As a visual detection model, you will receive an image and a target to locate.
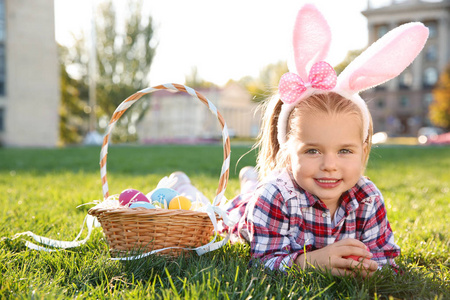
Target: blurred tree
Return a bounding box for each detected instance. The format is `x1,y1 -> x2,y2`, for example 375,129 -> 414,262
59,0 -> 156,144
334,49 -> 364,75
430,64 -> 450,130
239,61 -> 288,103
185,66 -> 217,89
59,43 -> 90,144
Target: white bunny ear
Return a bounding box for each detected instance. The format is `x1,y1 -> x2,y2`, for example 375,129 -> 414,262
336,22 -> 429,94
290,4 -> 332,79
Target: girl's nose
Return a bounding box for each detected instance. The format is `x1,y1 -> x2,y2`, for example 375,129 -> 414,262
320,154 -> 337,172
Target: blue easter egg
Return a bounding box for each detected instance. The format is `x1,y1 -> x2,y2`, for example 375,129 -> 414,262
129,201 -> 156,209
150,188 -> 179,207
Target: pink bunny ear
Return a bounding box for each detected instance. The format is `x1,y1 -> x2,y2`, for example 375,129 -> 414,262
337,22 -> 429,94
291,4 -> 332,79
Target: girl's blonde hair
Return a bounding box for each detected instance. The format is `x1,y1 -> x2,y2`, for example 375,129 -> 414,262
255,92 -> 373,178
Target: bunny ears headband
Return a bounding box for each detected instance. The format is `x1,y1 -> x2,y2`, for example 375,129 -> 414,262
277,4 -> 429,145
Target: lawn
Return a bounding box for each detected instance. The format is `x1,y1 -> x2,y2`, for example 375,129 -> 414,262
0,144 -> 449,299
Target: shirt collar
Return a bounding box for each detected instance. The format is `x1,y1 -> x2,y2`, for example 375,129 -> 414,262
341,177 -> 371,213
287,171 -> 321,208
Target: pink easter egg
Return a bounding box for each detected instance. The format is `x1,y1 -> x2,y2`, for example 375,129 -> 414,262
119,188 -> 149,206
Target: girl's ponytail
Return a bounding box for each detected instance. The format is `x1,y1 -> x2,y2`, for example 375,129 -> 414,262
255,96 -> 284,179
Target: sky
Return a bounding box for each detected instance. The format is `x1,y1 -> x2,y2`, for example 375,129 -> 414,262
54,0 -> 369,87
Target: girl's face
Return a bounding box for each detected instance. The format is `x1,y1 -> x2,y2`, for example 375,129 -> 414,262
288,112 -> 367,206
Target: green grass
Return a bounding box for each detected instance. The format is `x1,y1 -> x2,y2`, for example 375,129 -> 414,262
0,144 -> 449,299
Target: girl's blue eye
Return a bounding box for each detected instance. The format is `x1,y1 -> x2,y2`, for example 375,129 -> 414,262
339,149 -> 352,154
306,149 -> 320,154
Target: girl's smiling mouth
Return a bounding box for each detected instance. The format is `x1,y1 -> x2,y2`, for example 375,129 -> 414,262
314,178 -> 342,188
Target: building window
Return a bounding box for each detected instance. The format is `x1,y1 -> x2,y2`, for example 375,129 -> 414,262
423,67 -> 439,88
424,21 -> 437,39
425,44 -> 438,61
423,93 -> 434,107
0,0 -> 5,96
377,98 -> 385,108
399,70 -> 413,89
376,24 -> 389,39
400,96 -> 410,108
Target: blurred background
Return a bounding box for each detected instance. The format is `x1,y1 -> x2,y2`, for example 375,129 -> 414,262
0,0 -> 449,147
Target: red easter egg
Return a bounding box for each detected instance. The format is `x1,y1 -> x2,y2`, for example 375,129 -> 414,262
344,246 -> 370,261
344,255 -> 361,261
119,189 -> 149,206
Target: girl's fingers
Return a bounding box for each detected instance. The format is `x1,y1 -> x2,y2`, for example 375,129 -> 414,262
359,258 -> 378,271
331,268 -> 355,277
335,238 -> 367,249
332,262 -> 377,278
340,245 -> 373,259
347,258 -> 378,275
334,257 -> 361,270
339,257 -> 372,271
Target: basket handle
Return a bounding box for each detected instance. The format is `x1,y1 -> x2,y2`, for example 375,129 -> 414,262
99,83 -> 230,206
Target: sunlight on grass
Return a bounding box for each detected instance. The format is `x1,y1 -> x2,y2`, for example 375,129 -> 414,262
0,144 -> 449,299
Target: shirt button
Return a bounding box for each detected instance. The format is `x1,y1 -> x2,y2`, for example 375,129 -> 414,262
322,212 -> 328,217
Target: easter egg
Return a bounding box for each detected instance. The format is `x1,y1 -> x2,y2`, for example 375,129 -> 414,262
343,255 -> 361,261
168,196 -> 192,210
129,201 -> 156,209
119,189 -> 149,206
344,246 -> 370,261
150,188 -> 179,207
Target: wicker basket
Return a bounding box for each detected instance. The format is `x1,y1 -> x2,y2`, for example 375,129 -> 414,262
88,84 -> 231,257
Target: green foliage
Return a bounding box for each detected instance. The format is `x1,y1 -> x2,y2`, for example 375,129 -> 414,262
59,0 -> 156,145
184,67 -> 217,89
58,41 -> 91,145
333,49 -> 365,76
430,64 -> 450,130
239,61 -> 288,102
0,145 -> 449,299
59,46 -> 88,144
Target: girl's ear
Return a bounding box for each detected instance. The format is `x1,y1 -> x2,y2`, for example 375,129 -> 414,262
290,4 -> 332,80
336,22 -> 429,95
285,153 -> 292,173
361,141 -> 369,174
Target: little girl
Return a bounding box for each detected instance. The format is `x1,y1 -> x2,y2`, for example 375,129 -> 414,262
226,93 -> 387,277
221,4 -> 429,277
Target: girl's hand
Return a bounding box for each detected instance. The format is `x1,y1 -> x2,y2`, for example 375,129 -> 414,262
294,238 -> 378,278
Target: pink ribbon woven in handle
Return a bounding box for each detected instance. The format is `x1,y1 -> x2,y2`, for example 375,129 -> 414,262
99,83 -> 230,206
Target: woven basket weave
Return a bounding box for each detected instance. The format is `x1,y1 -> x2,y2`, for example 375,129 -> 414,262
88,84 -> 231,257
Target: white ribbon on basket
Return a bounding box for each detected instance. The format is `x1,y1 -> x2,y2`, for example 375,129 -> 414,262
12,214 -> 99,252
11,198 -> 236,258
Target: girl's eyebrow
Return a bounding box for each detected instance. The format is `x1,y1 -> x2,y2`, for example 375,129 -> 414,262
300,142 -> 360,148
340,143 -> 359,148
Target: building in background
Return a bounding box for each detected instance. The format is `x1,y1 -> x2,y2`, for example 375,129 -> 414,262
362,0 -> 450,136
0,0 -> 59,147
137,83 -> 260,144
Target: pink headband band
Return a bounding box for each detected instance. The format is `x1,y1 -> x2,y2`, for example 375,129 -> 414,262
277,4 -> 429,145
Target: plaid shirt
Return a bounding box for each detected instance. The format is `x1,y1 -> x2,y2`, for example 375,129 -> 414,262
225,169 -> 400,271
